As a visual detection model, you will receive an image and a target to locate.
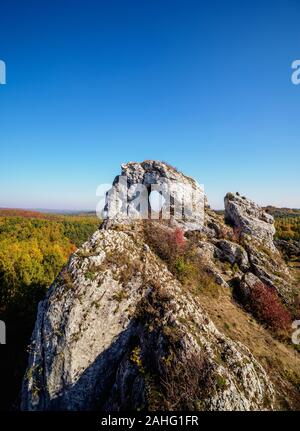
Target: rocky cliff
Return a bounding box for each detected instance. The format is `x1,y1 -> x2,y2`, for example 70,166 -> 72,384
21,161 -> 300,411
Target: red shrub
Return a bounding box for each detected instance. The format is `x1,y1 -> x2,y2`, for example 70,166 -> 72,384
173,228 -> 185,249
144,223 -> 185,263
249,282 -> 292,332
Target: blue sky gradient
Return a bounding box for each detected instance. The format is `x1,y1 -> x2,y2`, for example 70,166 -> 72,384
0,0 -> 299,209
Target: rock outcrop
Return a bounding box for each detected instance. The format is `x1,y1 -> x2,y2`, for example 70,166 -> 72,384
21,161 -> 299,411
275,239 -> 300,260
220,193 -> 293,302
236,272 -> 263,304
21,227 -> 274,411
103,160 -> 205,232
224,192 -> 276,251
214,239 -> 250,272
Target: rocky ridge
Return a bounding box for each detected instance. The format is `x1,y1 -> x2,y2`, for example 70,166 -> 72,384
21,161 -> 300,411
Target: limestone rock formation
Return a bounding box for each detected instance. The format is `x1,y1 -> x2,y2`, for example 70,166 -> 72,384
275,239 -> 300,260
21,227 -> 274,411
21,161 -> 300,411
214,239 -> 250,272
103,160 -> 205,232
236,272 -> 263,304
224,192 -> 276,251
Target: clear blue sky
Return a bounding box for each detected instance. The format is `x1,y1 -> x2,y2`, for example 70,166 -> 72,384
0,0 -> 299,210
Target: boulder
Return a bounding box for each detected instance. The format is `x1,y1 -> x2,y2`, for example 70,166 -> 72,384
214,239 -> 249,272
224,193 -> 276,251
275,239 -> 300,259
237,272 -> 262,304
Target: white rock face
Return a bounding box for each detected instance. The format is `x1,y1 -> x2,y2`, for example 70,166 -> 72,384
103,161 -> 205,232
21,228 -> 275,411
224,193 -> 276,251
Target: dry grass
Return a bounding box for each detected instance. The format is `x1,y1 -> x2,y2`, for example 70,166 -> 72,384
161,351 -> 214,410
289,261 -> 300,284
196,285 -> 300,410
132,282 -> 215,411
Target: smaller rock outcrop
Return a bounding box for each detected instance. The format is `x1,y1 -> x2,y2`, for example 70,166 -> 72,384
214,239 -> 249,272
275,239 -> 300,260
236,272 -> 262,304
224,193 -> 276,251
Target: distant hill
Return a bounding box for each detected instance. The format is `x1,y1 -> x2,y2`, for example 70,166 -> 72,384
265,206 -> 300,219
0,208 -> 50,219
261,207 -> 300,242
0,208 -> 97,220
